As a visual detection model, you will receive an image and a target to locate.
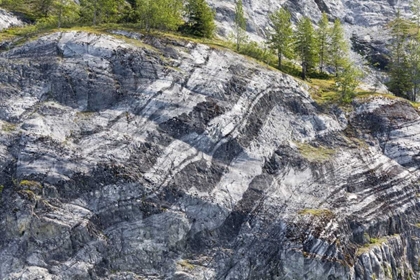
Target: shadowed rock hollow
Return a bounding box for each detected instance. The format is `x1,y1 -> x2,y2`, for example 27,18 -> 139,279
0,31 -> 419,279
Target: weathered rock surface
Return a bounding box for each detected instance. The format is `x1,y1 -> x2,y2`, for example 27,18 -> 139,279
0,8 -> 23,31
0,31 -> 419,280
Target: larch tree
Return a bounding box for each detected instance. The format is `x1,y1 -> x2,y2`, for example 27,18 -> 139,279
387,10 -> 412,99
234,0 -> 247,51
268,7 -> 294,69
295,16 -> 318,80
317,12 -> 330,73
329,19 -> 349,76
406,36 -> 420,101
412,0 -> 420,35
335,62 -> 362,102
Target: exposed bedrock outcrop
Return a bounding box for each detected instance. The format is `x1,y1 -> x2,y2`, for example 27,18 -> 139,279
0,8 -> 24,31
0,31 -> 419,279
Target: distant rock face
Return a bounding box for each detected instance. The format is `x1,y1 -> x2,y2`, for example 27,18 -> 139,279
209,0 -> 408,92
0,8 -> 23,31
0,31 -> 419,280
209,0 -> 412,38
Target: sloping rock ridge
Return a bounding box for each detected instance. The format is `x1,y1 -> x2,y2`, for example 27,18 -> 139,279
0,31 -> 419,280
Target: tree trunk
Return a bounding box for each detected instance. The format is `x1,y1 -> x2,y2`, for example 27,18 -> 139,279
302,61 -> 307,80
93,0 -> 98,26
58,0 -> 63,28
278,51 -> 282,69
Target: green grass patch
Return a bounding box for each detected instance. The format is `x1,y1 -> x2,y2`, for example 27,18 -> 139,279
307,78 -> 341,105
296,142 -> 336,163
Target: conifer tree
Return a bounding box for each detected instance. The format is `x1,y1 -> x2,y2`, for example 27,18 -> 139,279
268,7 -> 294,69
317,12 -> 329,73
329,19 -> 349,76
234,0 -> 247,51
412,0 -> 420,35
79,0 -> 126,25
34,0 -> 79,28
0,0 -> 24,10
183,0 -> 215,38
295,17 -> 318,80
135,0 -> 183,32
387,10 -> 412,99
335,62 -> 362,102
406,36 -> 420,101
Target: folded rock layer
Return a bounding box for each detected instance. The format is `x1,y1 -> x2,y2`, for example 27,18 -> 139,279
0,31 -> 419,280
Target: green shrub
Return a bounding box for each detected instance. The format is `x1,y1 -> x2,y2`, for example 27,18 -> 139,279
239,41 -> 274,64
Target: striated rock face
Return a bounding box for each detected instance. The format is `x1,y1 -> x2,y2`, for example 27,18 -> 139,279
0,31 -> 419,280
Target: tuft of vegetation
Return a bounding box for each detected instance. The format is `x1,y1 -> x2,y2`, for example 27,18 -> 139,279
298,208 -> 334,218
296,142 -> 336,163
309,78 -> 340,104
357,234 -> 388,256
19,180 -> 42,189
178,259 -> 194,270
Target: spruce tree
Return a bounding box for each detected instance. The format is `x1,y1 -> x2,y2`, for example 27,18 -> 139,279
317,12 -> 329,73
183,0 -> 215,38
295,17 -> 318,80
329,19 -> 349,76
234,0 -> 246,51
268,7 -> 294,69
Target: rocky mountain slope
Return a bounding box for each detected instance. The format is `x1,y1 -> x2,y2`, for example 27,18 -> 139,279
211,0 -> 411,38
0,30 -> 419,279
